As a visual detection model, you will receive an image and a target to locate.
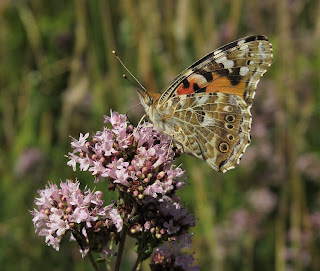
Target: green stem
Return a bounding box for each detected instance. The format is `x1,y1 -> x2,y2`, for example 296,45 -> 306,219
88,250 -> 100,271
72,225 -> 100,271
115,223 -> 129,271
132,229 -> 146,271
131,253 -> 142,271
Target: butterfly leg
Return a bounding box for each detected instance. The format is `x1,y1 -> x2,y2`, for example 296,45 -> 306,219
166,135 -> 174,160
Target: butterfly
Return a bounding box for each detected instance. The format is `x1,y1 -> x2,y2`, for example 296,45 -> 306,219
135,35 -> 273,172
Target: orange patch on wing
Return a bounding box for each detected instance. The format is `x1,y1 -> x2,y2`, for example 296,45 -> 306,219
176,72 -> 246,97
176,74 -> 208,95
177,83 -> 194,95
205,73 -> 246,98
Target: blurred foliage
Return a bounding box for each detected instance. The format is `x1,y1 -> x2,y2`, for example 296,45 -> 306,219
1,0 -> 320,270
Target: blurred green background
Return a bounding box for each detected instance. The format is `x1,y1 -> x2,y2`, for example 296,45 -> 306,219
1,0 -> 320,270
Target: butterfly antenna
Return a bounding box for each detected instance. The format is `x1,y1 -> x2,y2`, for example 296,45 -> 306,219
112,51 -> 148,93
122,74 -> 143,90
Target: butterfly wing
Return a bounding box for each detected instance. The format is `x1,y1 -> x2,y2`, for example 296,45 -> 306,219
158,35 -> 273,106
153,35 -> 273,172
155,92 -> 251,172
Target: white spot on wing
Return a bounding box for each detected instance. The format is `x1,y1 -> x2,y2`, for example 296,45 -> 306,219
240,66 -> 250,76
237,39 -> 245,46
197,95 -> 209,104
216,56 -> 234,69
201,114 -> 216,127
240,44 -> 249,53
223,105 -> 233,112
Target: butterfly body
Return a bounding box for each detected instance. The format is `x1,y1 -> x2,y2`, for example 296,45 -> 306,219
136,35 -> 273,172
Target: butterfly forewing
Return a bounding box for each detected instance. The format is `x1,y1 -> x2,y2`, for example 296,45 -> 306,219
159,35 -> 273,106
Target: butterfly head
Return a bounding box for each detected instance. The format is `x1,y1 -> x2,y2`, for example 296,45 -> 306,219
136,88 -> 161,117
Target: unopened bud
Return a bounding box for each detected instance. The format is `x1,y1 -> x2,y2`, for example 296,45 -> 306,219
44,209 -> 50,215
146,161 -> 152,169
142,167 -> 148,175
160,228 -> 166,235
157,171 -> 165,179
66,206 -> 73,214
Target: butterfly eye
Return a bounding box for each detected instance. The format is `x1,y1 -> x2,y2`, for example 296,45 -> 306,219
219,142 -> 229,153
225,115 -> 235,122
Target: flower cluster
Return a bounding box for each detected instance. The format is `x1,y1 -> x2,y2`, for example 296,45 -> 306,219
67,111 -> 185,202
128,195 -> 195,260
150,233 -> 199,271
30,179 -> 122,253
32,111 -> 197,270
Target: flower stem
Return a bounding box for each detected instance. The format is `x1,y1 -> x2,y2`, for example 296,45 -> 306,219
88,250 -> 100,271
131,229 -> 146,271
131,253 -> 142,271
115,223 -> 128,271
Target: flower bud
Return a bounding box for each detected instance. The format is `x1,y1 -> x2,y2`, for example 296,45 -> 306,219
66,206 -> 72,214
157,171 -> 165,179
160,228 -> 166,235
142,167 -> 148,175
146,160 -> 152,169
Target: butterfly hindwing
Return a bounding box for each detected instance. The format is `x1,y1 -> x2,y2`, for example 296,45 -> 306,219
156,92 -> 251,172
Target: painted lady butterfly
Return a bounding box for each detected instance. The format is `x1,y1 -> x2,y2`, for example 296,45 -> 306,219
135,35 -> 273,172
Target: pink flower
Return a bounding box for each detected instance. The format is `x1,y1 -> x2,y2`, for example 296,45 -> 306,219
33,111 -> 196,266
67,111 -> 185,202
70,132 -> 89,151
30,179 -> 122,252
